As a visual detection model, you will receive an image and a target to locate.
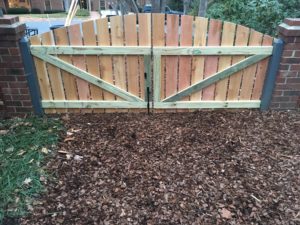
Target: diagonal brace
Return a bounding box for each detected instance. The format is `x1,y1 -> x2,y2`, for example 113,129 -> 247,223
162,54 -> 269,102
31,51 -> 144,102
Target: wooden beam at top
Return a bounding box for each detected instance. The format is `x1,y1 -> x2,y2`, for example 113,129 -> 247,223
153,46 -> 273,55
31,46 -> 152,55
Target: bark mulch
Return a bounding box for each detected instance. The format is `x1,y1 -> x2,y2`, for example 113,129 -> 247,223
21,110 -> 300,225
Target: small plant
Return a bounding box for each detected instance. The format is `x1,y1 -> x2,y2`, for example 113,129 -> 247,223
44,10 -> 66,14
76,8 -> 90,17
6,7 -> 29,14
0,117 -> 63,223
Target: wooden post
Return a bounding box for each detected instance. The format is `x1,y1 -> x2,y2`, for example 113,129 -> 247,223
260,38 -> 284,110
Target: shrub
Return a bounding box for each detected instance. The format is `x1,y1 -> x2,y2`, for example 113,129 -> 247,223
44,10 -> 65,14
76,8 -> 90,17
30,8 -> 41,14
190,0 -> 300,36
6,7 -> 29,14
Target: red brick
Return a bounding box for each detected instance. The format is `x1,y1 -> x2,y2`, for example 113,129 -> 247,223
295,37 -> 300,43
19,88 -> 29,94
9,48 -> 20,56
9,82 -> 28,88
12,95 -> 31,101
279,102 -> 298,109
276,83 -> 300,90
16,76 -> 27,82
286,78 -> 300,83
5,100 -> 22,106
295,51 -> 300,57
5,68 -> 25,76
290,65 -> 300,71
0,68 -> 6,75
0,82 -> 9,88
278,71 -> 298,78
0,76 -> 16,82
0,48 -> 9,55
16,107 -> 33,112
283,90 -> 300,96
284,18 -> 300,26
271,96 -> 290,102
3,95 -> 12,101
6,106 -> 16,113
284,43 -> 300,50
282,50 -> 294,57
22,101 -> 33,107
1,55 -> 22,62
2,88 -> 19,94
276,77 -> 286,84
273,90 -> 283,96
279,64 -> 290,71
281,57 -> 300,64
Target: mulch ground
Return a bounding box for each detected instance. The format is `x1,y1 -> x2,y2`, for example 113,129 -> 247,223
20,110 -> 300,225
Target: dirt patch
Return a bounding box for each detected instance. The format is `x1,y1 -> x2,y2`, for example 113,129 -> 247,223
21,110 -> 300,225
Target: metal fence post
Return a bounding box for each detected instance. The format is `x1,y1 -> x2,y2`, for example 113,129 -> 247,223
260,38 -> 284,111
19,37 -> 44,116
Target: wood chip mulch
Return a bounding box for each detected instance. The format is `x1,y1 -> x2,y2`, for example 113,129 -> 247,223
21,111 -> 300,225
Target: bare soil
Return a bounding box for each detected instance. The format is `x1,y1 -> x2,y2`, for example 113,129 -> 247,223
21,110 -> 300,225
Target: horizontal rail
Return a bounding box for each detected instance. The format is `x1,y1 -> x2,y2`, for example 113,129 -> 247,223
42,100 -> 147,108
153,46 -> 273,55
155,101 -> 261,109
31,46 -> 152,55
42,100 -> 261,109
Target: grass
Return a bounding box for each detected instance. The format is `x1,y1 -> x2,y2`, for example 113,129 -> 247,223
0,117 -> 63,223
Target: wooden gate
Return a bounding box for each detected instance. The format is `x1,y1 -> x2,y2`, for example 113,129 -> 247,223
30,13 -> 274,113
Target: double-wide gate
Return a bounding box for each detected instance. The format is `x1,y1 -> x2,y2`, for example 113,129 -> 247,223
29,13 -> 277,113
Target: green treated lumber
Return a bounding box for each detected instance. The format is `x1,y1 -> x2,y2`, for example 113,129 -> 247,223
153,54 -> 161,102
31,46 -> 151,55
163,54 -> 269,102
155,101 -> 261,109
153,46 -> 273,55
42,100 -> 147,108
32,52 -> 144,102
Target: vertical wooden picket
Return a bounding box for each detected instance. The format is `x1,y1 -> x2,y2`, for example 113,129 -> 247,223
96,18 -> 115,107
53,27 -> 79,113
68,24 -> 91,113
227,25 -> 250,100
202,19 -> 222,100
191,17 -> 208,101
214,22 -> 236,101
178,15 -> 193,103
165,14 -> 179,99
239,30 -> 263,100
82,20 -> 104,113
30,35 -> 54,114
252,35 -> 273,100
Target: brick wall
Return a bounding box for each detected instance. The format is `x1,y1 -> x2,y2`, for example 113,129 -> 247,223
270,18 -> 300,110
0,16 -> 33,116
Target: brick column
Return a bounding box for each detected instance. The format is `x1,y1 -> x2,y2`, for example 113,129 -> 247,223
0,16 -> 34,116
271,18 -> 300,110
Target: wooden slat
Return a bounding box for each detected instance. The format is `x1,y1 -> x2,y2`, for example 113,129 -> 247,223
96,18 -> 115,105
202,19 -> 222,100
252,35 -> 273,100
53,27 -> 79,113
227,25 -> 250,100
110,16 -> 126,92
215,22 -> 236,100
138,13 -> 151,101
152,13 -> 165,110
30,35 -> 55,114
41,32 -> 65,113
163,54 -> 269,102
82,20 -> 104,113
68,23 -> 91,113
239,30 -> 263,100
178,15 -> 193,102
191,17 -> 208,101
124,14 -> 139,98
165,14 -> 179,99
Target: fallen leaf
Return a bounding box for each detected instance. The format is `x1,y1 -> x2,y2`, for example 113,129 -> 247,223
5,146 -> 14,152
0,130 -> 8,135
23,178 -> 32,185
74,155 -> 83,161
64,137 -> 75,142
221,208 -> 232,219
41,147 -> 48,154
